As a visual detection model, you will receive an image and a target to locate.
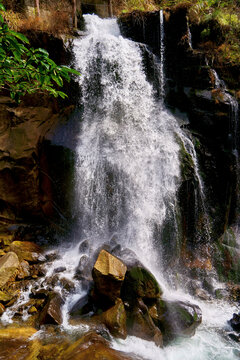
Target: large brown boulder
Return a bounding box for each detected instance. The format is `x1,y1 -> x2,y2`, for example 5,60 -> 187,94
122,266 -> 162,302
150,299 -> 202,343
0,252 -> 20,288
9,241 -> 42,262
60,331 -> 140,360
92,250 -> 127,302
126,298 -> 163,347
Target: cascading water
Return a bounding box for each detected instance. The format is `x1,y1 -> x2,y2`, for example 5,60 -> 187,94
73,14 -> 182,277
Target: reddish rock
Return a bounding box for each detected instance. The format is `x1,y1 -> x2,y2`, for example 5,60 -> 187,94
39,292 -> 64,326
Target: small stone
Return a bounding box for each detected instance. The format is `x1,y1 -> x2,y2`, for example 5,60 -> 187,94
195,288 -> 211,301
53,266 -> 66,274
30,289 -> 49,299
45,252 -> 60,262
59,277 -> 75,292
28,306 -> 38,314
17,260 -> 30,280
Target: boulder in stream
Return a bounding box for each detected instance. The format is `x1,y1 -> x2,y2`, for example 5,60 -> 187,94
126,298 -> 163,347
39,292 -> 64,326
122,266 -> 163,301
92,250 -> 127,302
152,299 -> 202,342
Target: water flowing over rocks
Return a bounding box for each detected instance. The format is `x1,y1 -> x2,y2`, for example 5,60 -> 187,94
69,249 -> 202,347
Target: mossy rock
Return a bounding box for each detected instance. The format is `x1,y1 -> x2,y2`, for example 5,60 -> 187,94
153,299 -> 202,343
122,266 -> 162,301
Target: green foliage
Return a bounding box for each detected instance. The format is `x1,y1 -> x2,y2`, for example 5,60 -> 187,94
0,1 -> 80,102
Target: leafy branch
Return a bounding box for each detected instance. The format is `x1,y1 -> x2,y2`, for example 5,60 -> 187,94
0,1 -> 80,102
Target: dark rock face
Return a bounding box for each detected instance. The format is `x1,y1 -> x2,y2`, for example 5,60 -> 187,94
229,313 -> 240,332
0,96 -> 77,226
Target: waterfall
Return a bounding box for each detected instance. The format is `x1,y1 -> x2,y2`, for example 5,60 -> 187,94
187,21 -> 193,49
73,14 -> 182,275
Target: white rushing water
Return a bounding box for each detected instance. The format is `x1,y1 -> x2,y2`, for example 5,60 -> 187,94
73,14 -> 181,277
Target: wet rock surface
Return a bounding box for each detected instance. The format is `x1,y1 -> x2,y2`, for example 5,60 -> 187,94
69,250 -> 202,348
38,292 -> 64,326
92,249 -> 127,302
0,252 -> 20,288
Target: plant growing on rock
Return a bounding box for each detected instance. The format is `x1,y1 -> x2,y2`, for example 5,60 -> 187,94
0,1 -> 80,102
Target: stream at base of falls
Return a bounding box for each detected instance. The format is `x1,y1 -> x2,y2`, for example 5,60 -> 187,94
1,14 -> 240,360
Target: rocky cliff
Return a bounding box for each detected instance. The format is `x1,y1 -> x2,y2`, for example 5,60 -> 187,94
119,7 -> 240,280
